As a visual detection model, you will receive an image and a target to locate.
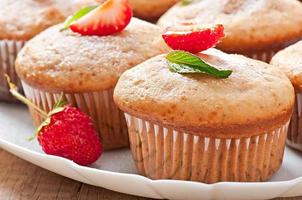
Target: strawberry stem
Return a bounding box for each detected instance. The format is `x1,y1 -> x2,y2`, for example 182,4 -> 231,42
5,75 -> 48,118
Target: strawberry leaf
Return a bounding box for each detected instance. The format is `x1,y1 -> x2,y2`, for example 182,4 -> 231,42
166,50 -> 232,78
61,6 -> 98,31
48,107 -> 65,116
28,95 -> 67,141
53,100 -> 66,109
28,117 -> 51,141
53,93 -> 67,109
28,107 -> 65,141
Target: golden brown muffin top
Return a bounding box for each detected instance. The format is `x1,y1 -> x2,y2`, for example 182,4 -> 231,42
129,0 -> 179,21
16,18 -> 168,92
158,0 -> 302,53
114,49 -> 294,137
0,0 -> 98,41
95,0 -> 179,21
271,41 -> 302,91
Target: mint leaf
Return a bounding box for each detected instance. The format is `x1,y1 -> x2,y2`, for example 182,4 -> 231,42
166,50 -> 232,78
61,6 -> 97,31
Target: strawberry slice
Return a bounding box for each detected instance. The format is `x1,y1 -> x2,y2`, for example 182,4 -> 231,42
162,23 -> 224,53
70,0 -> 132,36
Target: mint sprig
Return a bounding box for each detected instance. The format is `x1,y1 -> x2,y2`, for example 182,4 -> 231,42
61,6 -> 97,31
166,51 -> 232,78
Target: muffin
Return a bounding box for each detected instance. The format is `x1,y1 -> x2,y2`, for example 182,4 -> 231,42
0,0 -> 98,102
158,0 -> 302,63
15,18 -> 168,150
129,0 -> 179,21
114,48 -> 294,183
271,41 -> 302,151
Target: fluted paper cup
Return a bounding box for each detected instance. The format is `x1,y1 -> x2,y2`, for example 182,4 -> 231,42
245,49 -> 278,63
125,113 -> 289,183
22,81 -> 129,150
243,40 -> 301,63
0,40 -> 25,102
287,92 -> 302,151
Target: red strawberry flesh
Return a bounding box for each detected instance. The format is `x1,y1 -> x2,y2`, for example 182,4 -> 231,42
70,0 -> 132,36
38,106 -> 102,166
162,23 -> 224,53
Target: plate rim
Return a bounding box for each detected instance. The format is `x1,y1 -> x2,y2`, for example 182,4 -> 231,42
0,136 -> 302,199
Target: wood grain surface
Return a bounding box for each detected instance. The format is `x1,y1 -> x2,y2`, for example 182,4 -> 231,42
0,148 -> 300,200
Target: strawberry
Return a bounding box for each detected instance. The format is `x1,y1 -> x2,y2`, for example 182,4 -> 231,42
68,0 -> 132,36
37,105 -> 103,166
162,23 -> 225,53
6,75 -> 103,166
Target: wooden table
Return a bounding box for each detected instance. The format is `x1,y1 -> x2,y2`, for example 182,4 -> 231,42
0,148 -> 300,200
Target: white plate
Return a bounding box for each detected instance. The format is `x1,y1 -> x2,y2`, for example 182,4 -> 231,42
1,102 -> 302,200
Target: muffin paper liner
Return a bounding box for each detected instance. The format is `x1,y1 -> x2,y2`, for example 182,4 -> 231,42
244,38 -> 302,63
22,81 -> 129,150
125,113 -> 289,183
287,92 -> 302,151
0,40 -> 25,102
245,49 -> 278,63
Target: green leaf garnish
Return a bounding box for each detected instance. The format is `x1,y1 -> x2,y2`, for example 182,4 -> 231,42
61,5 -> 98,31
166,51 -> 233,78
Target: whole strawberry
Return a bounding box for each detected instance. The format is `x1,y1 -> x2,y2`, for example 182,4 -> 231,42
37,105 -> 103,166
6,75 -> 103,166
